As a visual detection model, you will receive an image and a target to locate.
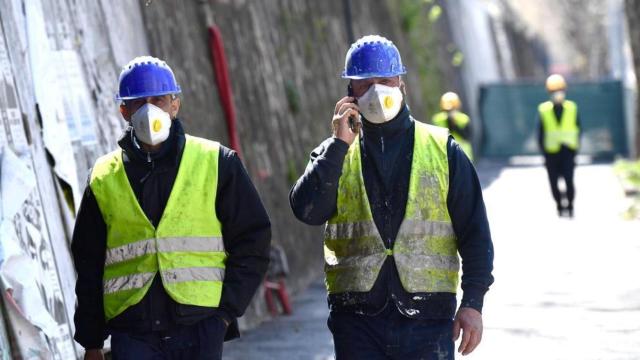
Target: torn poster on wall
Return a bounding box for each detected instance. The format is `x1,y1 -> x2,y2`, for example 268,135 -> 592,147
0,3 -> 78,357
0,30 -> 28,156
55,50 -> 98,145
0,148 -> 76,359
25,0 -> 81,211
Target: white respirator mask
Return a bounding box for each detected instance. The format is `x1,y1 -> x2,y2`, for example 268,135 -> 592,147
131,103 -> 172,146
551,91 -> 566,104
357,84 -> 403,124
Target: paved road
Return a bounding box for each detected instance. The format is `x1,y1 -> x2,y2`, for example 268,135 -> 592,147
224,161 -> 640,359
222,281 -> 333,360
477,161 -> 640,360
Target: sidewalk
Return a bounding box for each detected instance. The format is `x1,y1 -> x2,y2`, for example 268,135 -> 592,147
222,281 -> 333,360
476,161 -> 640,359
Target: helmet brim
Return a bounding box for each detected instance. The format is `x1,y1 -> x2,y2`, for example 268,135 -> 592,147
115,89 -> 182,101
341,70 -> 407,80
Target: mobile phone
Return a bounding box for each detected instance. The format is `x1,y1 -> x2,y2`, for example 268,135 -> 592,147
347,84 -> 358,131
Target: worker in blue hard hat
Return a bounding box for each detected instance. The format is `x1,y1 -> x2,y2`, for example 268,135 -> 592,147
71,56 -> 271,360
290,35 -> 494,359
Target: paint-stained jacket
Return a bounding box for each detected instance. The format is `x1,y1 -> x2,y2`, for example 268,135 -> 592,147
290,106 -> 494,319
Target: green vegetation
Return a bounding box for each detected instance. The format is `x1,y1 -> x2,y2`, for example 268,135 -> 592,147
392,0 -> 449,119
287,158 -> 301,186
613,159 -> 640,220
451,50 -> 464,67
428,5 -> 442,23
284,80 -> 301,115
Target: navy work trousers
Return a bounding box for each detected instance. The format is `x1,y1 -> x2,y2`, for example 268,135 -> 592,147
110,315 -> 226,360
328,305 -> 454,360
544,148 -> 576,209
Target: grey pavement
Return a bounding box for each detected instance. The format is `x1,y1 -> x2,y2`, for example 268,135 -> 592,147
223,160 -> 640,360
222,281 -> 333,360
476,160 -> 640,360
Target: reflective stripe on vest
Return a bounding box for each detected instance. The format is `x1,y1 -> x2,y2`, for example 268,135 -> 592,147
90,135 -> 225,321
104,237 -> 225,266
538,100 -> 579,153
103,267 -> 225,294
432,111 -> 473,160
324,120 -> 459,294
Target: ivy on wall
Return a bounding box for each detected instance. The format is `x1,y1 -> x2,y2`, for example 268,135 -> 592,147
391,0 -> 453,119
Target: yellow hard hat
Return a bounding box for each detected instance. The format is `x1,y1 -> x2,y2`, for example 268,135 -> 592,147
545,74 -> 566,92
440,92 -> 461,111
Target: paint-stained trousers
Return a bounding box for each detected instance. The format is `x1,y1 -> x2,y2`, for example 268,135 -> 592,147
328,304 -> 454,360
109,315 -> 226,360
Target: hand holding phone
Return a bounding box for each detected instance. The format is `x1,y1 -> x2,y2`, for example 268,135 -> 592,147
332,96 -> 360,146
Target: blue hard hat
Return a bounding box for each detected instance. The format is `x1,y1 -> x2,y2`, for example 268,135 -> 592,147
116,56 -> 181,100
342,35 -> 407,79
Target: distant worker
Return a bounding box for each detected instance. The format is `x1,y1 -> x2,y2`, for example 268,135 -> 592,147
290,35 -> 494,359
538,74 -> 580,217
71,56 -> 271,360
432,92 -> 474,160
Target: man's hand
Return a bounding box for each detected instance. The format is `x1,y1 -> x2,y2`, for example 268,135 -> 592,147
453,307 -> 483,356
332,97 -> 361,145
84,349 -> 104,360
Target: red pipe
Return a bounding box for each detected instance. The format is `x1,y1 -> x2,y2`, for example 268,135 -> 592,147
208,25 -> 242,158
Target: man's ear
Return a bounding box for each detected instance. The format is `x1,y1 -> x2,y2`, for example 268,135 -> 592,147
170,97 -> 181,119
120,103 -> 132,122
399,79 -> 407,97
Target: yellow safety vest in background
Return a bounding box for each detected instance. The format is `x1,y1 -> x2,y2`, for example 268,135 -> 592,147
432,111 -> 474,160
538,100 -> 579,154
90,135 -> 226,321
324,121 -> 459,295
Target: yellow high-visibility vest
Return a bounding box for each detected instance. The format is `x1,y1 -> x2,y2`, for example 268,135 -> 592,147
432,111 -> 473,160
324,121 -> 459,294
90,135 -> 225,321
538,100 -> 579,153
